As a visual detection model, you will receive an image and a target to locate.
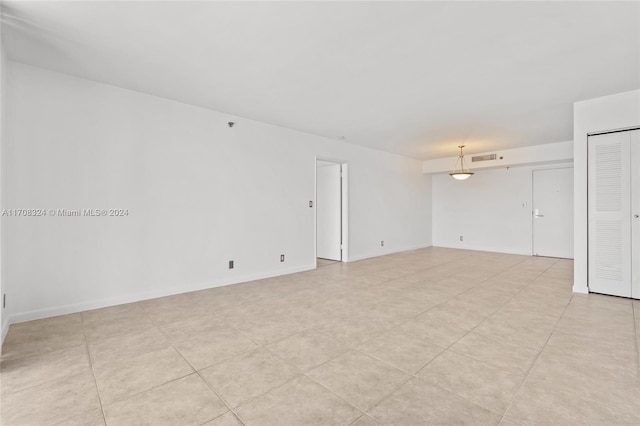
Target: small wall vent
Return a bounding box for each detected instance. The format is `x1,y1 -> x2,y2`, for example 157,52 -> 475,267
471,154 -> 497,162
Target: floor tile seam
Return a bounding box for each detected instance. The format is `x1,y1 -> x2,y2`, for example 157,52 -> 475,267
197,410 -> 243,426
82,339 -> 109,426
0,340 -> 89,369
99,370 -> 196,408
0,334 -> 87,362
207,313 -> 267,348
363,373 -> 504,422
194,370 -> 248,426
154,321 -> 260,374
0,348 -> 104,400
545,328 -> 640,354
260,336 -> 351,373
501,290 -> 576,422
84,323 -> 160,343
303,368 -> 401,416
444,344 -> 531,377
410,373 -> 516,418
348,413 -> 381,426
411,261 -> 556,378
347,346 -> 419,378
353,263 -> 509,347
90,340 -> 188,374
222,372 -> 309,418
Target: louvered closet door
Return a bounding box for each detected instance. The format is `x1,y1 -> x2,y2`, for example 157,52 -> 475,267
631,130 -> 640,299
588,131 -> 632,297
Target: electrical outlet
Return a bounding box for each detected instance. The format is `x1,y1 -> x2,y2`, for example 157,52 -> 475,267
460,236 -> 464,242
381,240 -> 384,247
522,201 -> 527,208
228,260 -> 234,269
280,254 -> 285,262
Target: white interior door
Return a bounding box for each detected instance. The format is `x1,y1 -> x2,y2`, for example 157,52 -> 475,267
588,131 -> 632,298
317,162 -> 341,261
532,167 -> 574,258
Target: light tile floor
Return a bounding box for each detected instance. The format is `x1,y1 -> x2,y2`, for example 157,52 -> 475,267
1,247 -> 639,425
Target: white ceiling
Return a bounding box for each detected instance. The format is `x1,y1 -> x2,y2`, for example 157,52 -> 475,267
2,1 -> 638,160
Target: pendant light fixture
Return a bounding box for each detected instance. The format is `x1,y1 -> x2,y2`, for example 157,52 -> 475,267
449,145 -> 474,180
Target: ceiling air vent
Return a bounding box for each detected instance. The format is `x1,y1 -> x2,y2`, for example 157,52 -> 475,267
471,154 -> 497,162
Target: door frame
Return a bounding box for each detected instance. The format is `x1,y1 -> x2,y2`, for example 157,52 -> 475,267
531,165 -> 574,258
315,157 -> 349,263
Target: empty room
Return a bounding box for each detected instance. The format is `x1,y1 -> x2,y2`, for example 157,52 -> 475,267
0,1 -> 639,425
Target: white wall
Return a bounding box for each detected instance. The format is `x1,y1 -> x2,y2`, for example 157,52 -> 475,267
4,62 -> 432,324
432,163 -> 572,256
573,90 -> 640,294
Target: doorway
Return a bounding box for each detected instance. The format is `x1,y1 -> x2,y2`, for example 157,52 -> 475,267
316,159 -> 348,264
532,167 -> 574,258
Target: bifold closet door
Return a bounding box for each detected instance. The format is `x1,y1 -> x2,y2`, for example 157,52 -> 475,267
587,131 -> 633,297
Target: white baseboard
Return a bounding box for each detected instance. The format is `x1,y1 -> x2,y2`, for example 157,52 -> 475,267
431,242 -> 532,257
1,316 -> 9,349
5,263 -> 316,327
346,243 -> 433,263
572,283 -> 589,294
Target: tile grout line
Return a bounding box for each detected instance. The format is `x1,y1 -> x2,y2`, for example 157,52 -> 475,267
406,259 -> 560,420
499,287 -> 576,425
346,258 -> 562,421
153,322 -> 248,426
80,312 -> 109,426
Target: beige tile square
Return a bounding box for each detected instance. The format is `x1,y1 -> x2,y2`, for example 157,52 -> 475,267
265,330 -> 347,371
418,351 -> 525,414
506,377 -> 640,426
202,411 -> 244,426
236,376 -> 361,426
104,374 -> 228,426
472,314 -> 556,350
0,344 -> 91,393
160,316 -> 257,369
0,372 -> 101,425
398,312 -> 469,347
88,327 -> 169,368
315,314 -> 393,347
449,332 -> 540,375
368,378 -> 501,425
186,287 -> 249,311
528,350 -> 640,415
498,418 -> 522,426
1,313 -> 85,359
53,409 -> 105,426
357,330 -> 444,374
233,314 -> 308,345
307,350 -> 411,411
425,299 -> 490,330
82,303 -> 154,341
93,346 -> 194,404
140,293 -> 210,324
199,348 -> 300,408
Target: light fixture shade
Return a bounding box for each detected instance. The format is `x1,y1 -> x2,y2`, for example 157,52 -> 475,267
449,172 -> 474,180
449,145 -> 474,180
